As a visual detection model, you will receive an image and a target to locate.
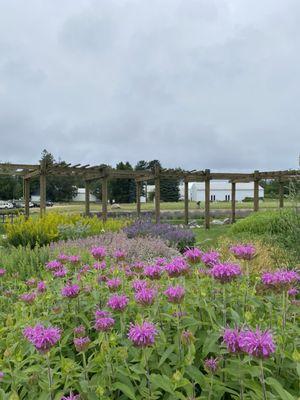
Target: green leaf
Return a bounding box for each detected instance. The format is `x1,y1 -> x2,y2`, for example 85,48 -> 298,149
265,377 -> 296,400
201,331 -> 220,358
112,382 -> 136,400
150,374 -> 175,394
158,344 -> 176,367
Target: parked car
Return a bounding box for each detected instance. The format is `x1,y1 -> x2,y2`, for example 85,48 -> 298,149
46,200 -> 54,207
0,201 -> 14,209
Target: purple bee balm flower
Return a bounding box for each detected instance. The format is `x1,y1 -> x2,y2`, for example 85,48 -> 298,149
26,278 -> 36,287
198,268 -> 212,276
106,278 -> 122,292
184,248 -> 203,263
53,267 -> 68,278
132,279 -> 148,292
79,265 -> 90,274
181,330 -> 195,345
155,257 -> 167,266
74,336 -> 90,352
93,261 -> 106,270
107,294 -> 129,311
164,286 -> 185,304
238,328 -> 276,358
204,357 -> 219,374
135,287 -> 157,306
165,257 -> 190,277
128,321 -> 157,347
91,246 -> 106,260
230,244 -> 256,260
57,253 -> 69,263
46,260 -> 62,271
131,261 -> 145,271
23,324 -> 61,353
94,315 -> 115,331
201,251 -> 220,267
211,263 -> 242,283
74,325 -> 86,337
0,268 -> 6,276
143,265 -> 163,280
95,309 -> 110,318
37,281 -> 47,293
20,292 -> 36,304
68,255 -> 81,264
61,392 -> 80,400
261,269 -> 300,289
223,328 -> 243,353
288,287 -> 299,297
114,249 -> 126,261
61,283 -> 80,298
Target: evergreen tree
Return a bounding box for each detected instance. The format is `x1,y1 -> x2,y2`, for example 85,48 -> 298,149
110,162 -> 135,203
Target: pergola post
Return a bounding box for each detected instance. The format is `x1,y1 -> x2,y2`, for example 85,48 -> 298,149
184,178 -> 189,225
253,170 -> 259,212
39,161 -> 47,217
24,178 -> 30,219
154,165 -> 160,224
231,182 -> 236,223
279,180 -> 284,208
205,169 -> 211,229
85,180 -> 90,216
102,177 -> 108,222
136,181 -> 141,218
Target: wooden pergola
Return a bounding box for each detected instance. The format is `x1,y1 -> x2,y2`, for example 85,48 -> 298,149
0,161 -> 299,229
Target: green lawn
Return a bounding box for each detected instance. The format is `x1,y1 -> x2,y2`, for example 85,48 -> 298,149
193,225 -> 231,249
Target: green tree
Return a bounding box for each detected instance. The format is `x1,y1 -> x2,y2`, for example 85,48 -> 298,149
110,162 -> 135,203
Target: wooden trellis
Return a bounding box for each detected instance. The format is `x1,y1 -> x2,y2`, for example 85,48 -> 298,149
0,161 -> 299,229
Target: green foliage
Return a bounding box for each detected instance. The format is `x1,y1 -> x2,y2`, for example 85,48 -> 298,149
0,174 -> 23,200
110,162 -> 135,203
4,213 -> 128,247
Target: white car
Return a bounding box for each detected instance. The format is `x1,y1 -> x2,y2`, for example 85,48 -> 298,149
0,201 -> 14,209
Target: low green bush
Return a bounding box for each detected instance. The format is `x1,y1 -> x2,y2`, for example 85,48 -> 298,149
4,213 -> 128,247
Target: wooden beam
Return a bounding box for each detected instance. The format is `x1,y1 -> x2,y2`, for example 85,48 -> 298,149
24,178 -> 30,219
24,168 -> 41,179
136,181 -> 141,217
154,165 -> 160,224
102,177 -> 108,222
40,160 -> 47,216
279,181 -> 284,208
205,170 -> 210,229
231,182 -> 236,223
184,179 -> 189,225
85,181 -> 90,216
253,170 -> 259,212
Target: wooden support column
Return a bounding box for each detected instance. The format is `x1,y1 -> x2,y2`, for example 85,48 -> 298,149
231,182 -> 236,223
154,165 -> 160,224
205,169 -> 210,229
39,174 -> 46,216
85,180 -> 90,216
136,181 -> 141,218
184,179 -> 189,225
24,178 -> 30,219
279,181 -> 284,208
102,177 -> 108,222
253,170 -> 259,212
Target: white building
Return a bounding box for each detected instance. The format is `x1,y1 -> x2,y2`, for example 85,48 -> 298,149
73,188 -> 97,202
190,181 -> 264,202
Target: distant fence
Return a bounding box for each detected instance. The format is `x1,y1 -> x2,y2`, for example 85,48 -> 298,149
0,211 -> 24,224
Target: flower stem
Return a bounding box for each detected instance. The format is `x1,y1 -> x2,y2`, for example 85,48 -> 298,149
82,351 -> 88,381
46,354 -> 53,400
259,358 -> 267,400
222,285 -> 227,327
208,374 -> 214,400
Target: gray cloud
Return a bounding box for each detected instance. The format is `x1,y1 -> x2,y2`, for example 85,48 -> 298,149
0,0 -> 299,171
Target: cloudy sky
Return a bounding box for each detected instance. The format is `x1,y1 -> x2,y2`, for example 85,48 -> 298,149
0,0 -> 299,171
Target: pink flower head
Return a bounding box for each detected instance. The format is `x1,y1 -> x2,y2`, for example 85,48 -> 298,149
223,328 -> 242,353
155,257 -> 167,266
230,244 -> 256,260
261,269 -> 300,289
181,330 -> 195,345
57,253 -> 69,263
165,257 -> 190,277
20,292 -> 36,304
94,311 -> 115,331
107,294 -> 129,311
131,261 -> 145,271
184,248 -> 203,263
128,321 -> 157,347
91,246 -> 106,260
132,279 -> 148,292
53,267 -> 68,278
37,281 -> 47,293
288,287 -> 299,297
95,309 -> 110,318
46,260 -> 62,271
74,336 -> 90,352
68,255 -> 81,264
135,287 -> 157,306
106,278 -> 122,292
61,393 -> 80,400
0,268 -> 6,276
143,265 -> 163,280
74,325 -> 86,337
93,261 -> 106,270
164,285 -> 185,304
239,328 -> 276,358
211,263 -> 242,283
204,357 -> 219,374
23,324 -> 61,353
26,278 -> 36,287
201,251 -> 220,267
79,264 -> 90,275
61,283 -> 80,298
114,249 -> 126,261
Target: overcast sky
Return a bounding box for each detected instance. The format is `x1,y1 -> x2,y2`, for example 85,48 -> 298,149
0,0 -> 299,171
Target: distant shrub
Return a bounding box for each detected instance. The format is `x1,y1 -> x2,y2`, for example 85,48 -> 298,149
5,213 -> 128,248
124,219 -> 195,251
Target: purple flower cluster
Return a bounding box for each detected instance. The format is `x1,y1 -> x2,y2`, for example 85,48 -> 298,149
261,269 -> 300,289
165,257 -> 189,277
114,249 -> 126,261
184,247 -> 202,263
230,244 -> 256,260
0,268 -> 6,276
46,260 -> 62,270
201,251 -> 220,267
132,279 -> 148,292
211,263 -> 242,283
20,292 -> 36,304
223,327 -> 276,358
61,283 -> 80,298
143,265 -> 163,280
94,310 -> 115,331
128,321 -> 157,347
106,278 -> 122,291
61,393 -> 80,400
135,287 -> 157,306
164,286 -> 185,304
204,357 -> 219,373
107,294 -> 129,311
23,324 -> 61,353
74,336 -> 90,352
37,281 -> 47,293
91,246 -> 106,260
